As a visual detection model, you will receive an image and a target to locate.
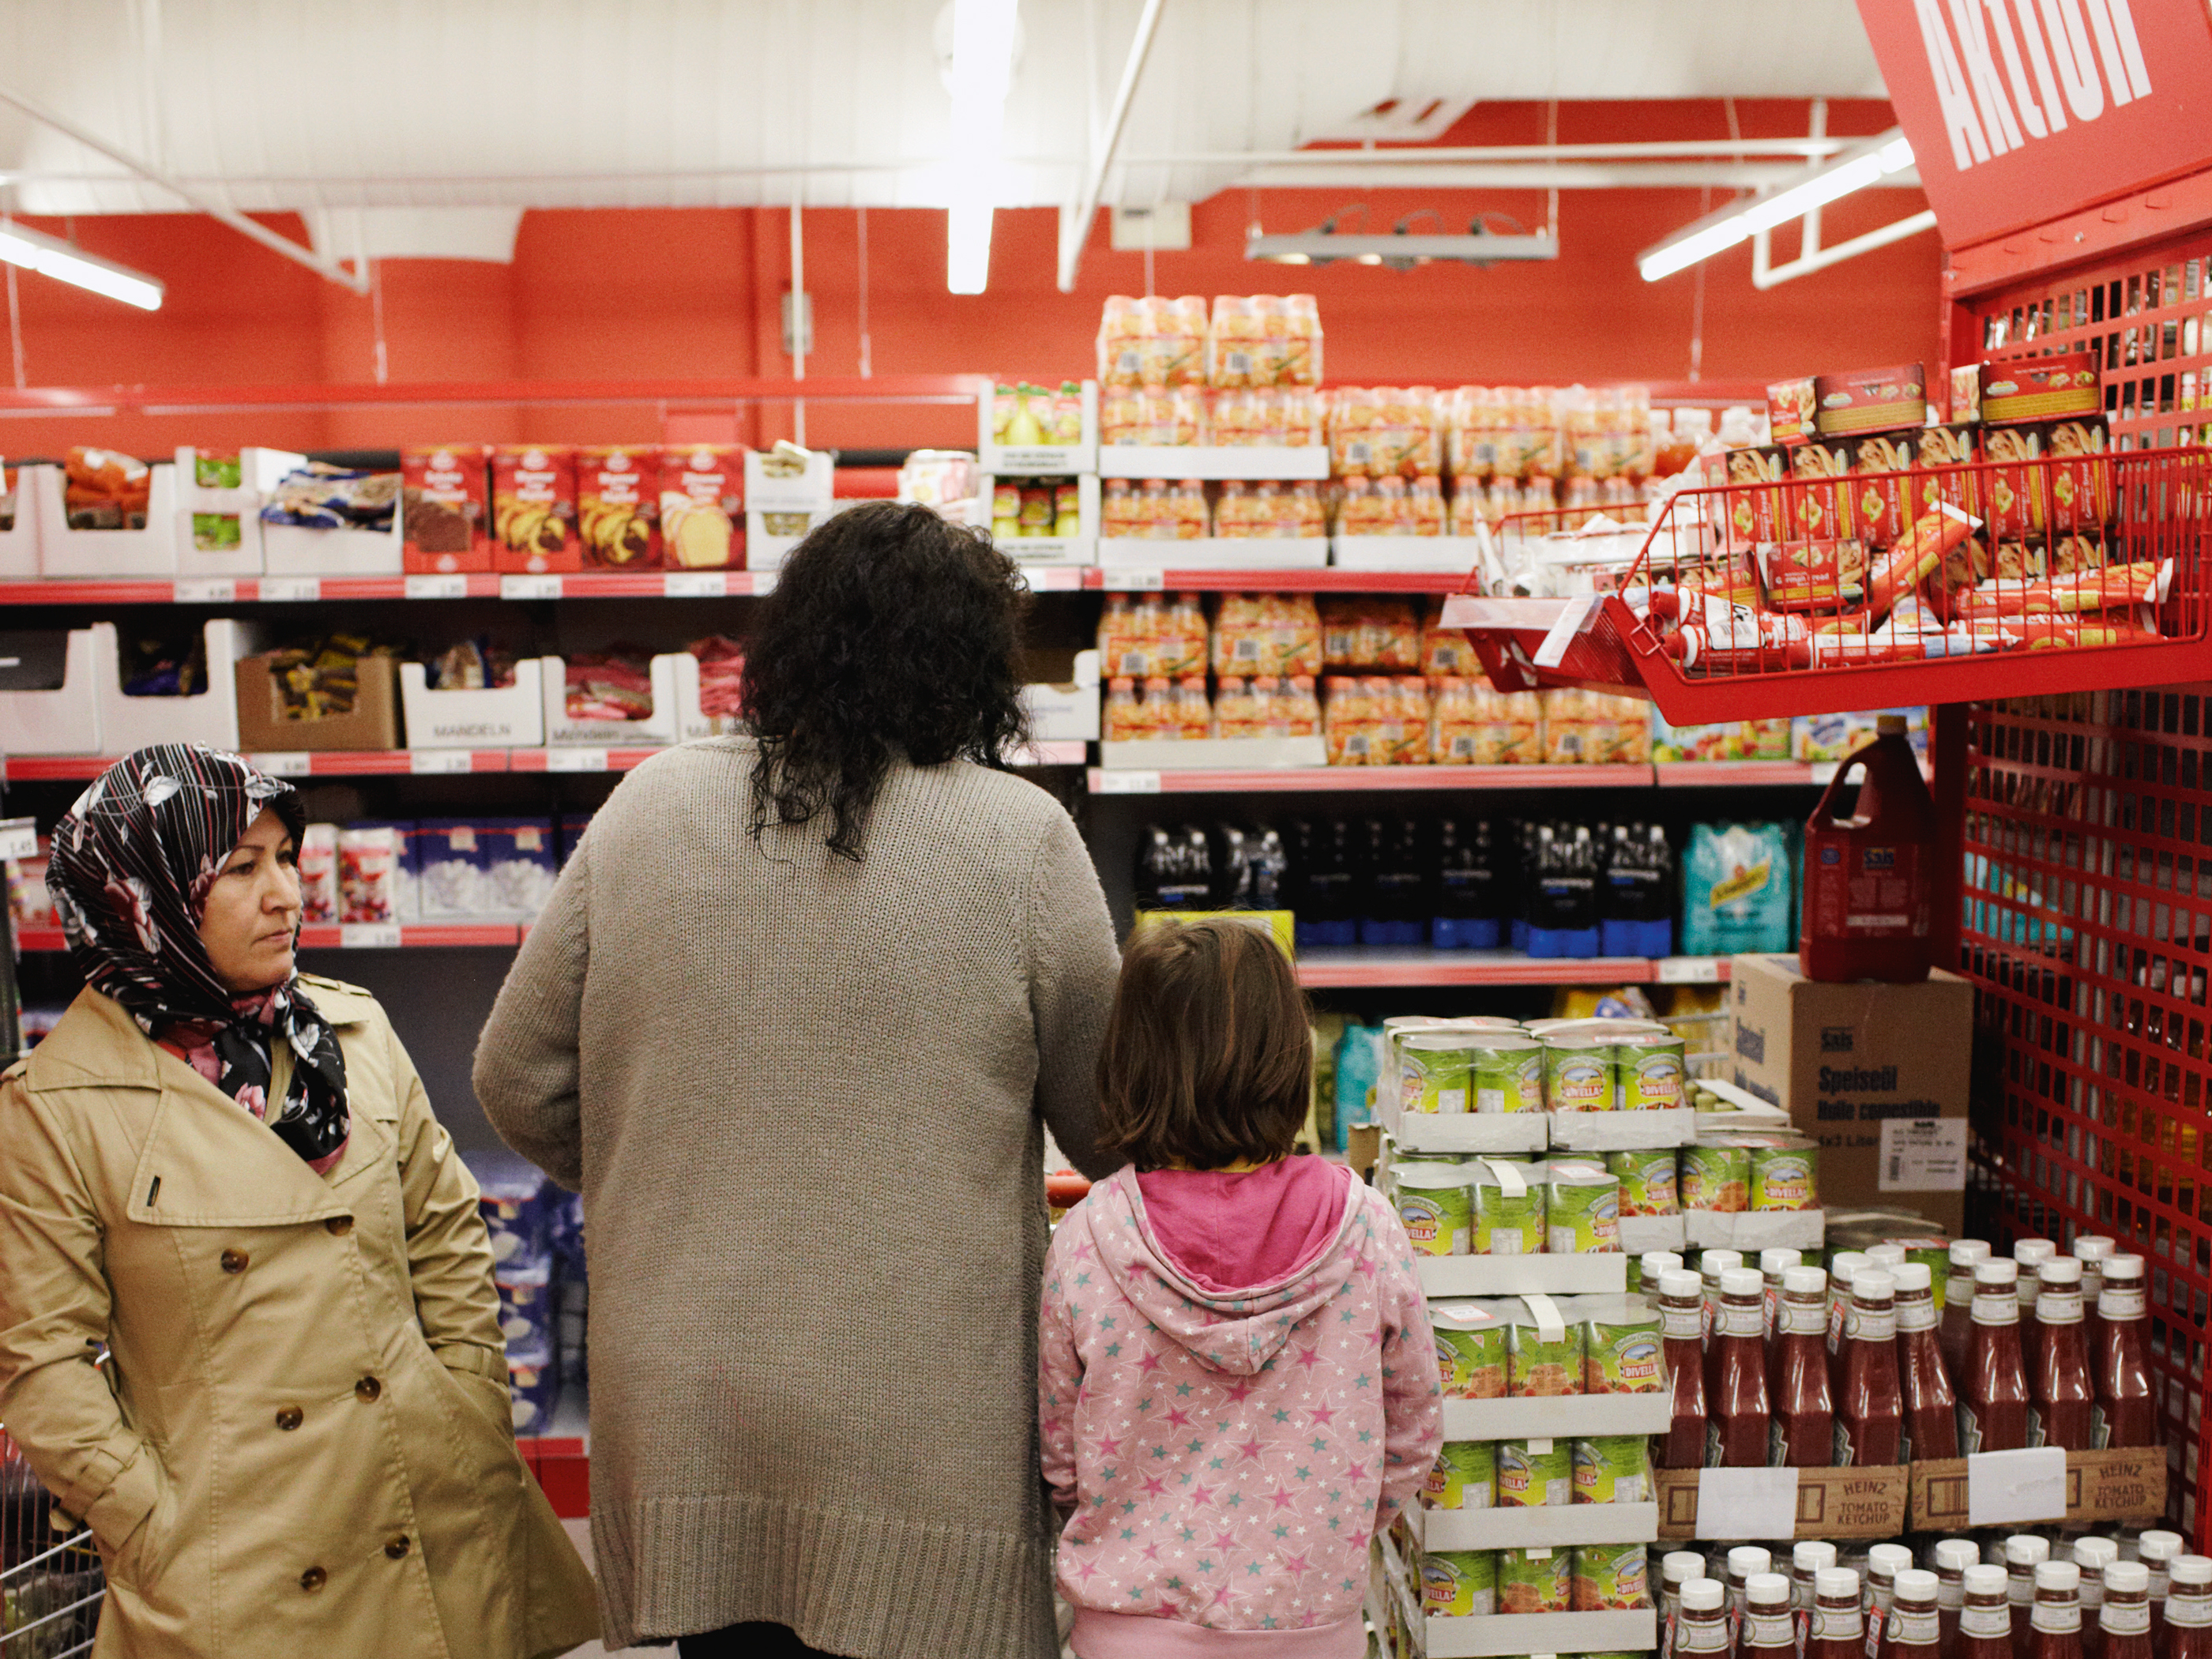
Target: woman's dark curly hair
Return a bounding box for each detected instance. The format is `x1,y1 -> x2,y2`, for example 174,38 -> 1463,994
739,500 -> 1031,861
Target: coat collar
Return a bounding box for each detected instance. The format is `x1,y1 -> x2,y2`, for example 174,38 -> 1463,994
30,984 -> 393,1227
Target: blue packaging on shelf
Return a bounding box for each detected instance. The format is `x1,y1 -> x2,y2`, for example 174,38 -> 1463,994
558,812 -> 594,867
495,1277 -> 557,1365
1357,917 -> 1424,948
416,818 -> 486,920
1601,917 -> 1675,957
1526,924 -> 1601,958
478,816 -> 559,919
507,1359 -> 560,1435
547,1188 -> 586,1282
1680,822 -> 1797,956
466,1148 -> 551,1284
1432,916 -> 1501,950
1295,916 -> 1356,950
1510,916 -> 1529,951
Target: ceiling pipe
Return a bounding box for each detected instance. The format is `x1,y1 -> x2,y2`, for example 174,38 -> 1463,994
1057,0 -> 1165,292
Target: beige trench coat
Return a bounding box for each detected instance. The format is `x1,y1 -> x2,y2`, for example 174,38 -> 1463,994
0,976 -> 600,1659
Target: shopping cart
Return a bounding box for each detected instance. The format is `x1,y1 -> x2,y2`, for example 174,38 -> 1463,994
0,1430 -> 103,1658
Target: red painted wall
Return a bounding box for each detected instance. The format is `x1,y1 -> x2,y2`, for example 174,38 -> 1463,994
0,100 -> 1940,460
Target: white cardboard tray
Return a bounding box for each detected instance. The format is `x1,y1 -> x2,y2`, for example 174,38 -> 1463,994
1548,1109 -> 1697,1153
1682,1209 -> 1826,1251
1415,1255 -> 1627,1300
1439,1390 -> 1672,1442
1409,1500 -> 1660,1552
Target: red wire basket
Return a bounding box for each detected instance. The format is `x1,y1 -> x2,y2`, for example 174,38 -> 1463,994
1452,448 -> 2212,723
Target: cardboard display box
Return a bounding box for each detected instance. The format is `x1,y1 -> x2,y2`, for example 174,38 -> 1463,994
1729,954 -> 1973,1234
234,652 -> 401,753
1909,1448 -> 2167,1531
1655,1465 -> 1909,1540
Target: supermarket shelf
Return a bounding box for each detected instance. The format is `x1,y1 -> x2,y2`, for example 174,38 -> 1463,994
1085,566 -> 1475,593
1295,947 -> 1731,988
0,570 -> 781,605
1655,760 -> 1824,786
2,750 -> 515,781
15,923 -> 522,951
1089,763 -> 1657,794
1097,445 -> 1330,480
0,373 -> 987,416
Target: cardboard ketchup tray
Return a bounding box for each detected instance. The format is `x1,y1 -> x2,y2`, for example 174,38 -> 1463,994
1908,1448 -> 2165,1530
1654,1464 -> 1909,1540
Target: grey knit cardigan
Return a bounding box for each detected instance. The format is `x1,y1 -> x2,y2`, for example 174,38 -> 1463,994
472,738 -> 1123,1657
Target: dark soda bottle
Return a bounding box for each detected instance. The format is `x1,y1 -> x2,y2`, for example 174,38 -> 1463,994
1286,818 -> 1355,949
1433,816 -> 1501,950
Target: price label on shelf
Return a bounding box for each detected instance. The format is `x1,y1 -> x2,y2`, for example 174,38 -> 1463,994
0,818 -> 37,862
404,574 -> 469,600
1808,761 -> 1841,785
408,750 -> 475,775
747,570 -> 778,596
500,574 -> 565,601
1018,566 -> 1087,592
663,572 -> 728,599
250,751 -> 313,778
1101,568 -> 1165,592
175,578 -> 236,604
259,577 -> 322,604
1655,957 -> 1723,984
546,748 -> 609,773
1096,769 -> 1162,795
339,923 -> 403,950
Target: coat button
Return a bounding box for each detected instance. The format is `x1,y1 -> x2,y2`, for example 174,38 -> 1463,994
355,1376 -> 382,1403
325,1217 -> 353,1236
299,1567 -> 326,1593
384,1535 -> 411,1560
275,1406 -> 303,1431
220,1249 -> 249,1273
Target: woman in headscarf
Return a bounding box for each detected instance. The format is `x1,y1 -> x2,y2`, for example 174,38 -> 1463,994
0,743 -> 598,1659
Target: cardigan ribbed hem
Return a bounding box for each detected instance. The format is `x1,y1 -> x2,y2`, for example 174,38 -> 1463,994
596,1492 -> 1056,1658
1071,1608 -> 1367,1659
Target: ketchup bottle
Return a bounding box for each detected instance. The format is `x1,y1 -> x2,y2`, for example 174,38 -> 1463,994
1705,1247 -> 1747,1403
1896,1262 -> 1960,1460
2015,1239 -> 2057,1375
1938,1540 -> 1984,1659
1666,1551 -> 1710,1659
1889,1571 -> 1946,1659
2031,1258 -> 2095,1450
1868,1545 -> 1916,1659
2165,1556 -> 2212,1659
2074,1538 -> 2119,1659
1836,1270 -> 1903,1465
1811,1569 -> 1868,1659
1680,1578 -> 1734,1659
2139,1533 -> 2184,1652
1800,712 -> 1938,982
1762,1247 -> 1804,1349
2008,1538 -> 2053,1659
1730,1548 -> 1774,1650
1943,1241 -> 1992,1380
2098,1562 -> 2153,1659
1657,1269 -> 1710,1469
1708,1266 -> 1773,1467
1744,1571 -> 1796,1659
1769,1266 -> 1834,1467
2092,1253 -> 2156,1449
1828,1254 -> 1868,1405
2031,1562 -> 2086,1659
1646,1250 -> 1687,1299
1799,1543 -> 1841,1654
2073,1236 -> 2116,1354
1963,1259 -> 2032,1454
1958,1565 -> 2017,1659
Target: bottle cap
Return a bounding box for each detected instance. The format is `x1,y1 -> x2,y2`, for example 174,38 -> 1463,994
2073,1236 -> 2116,1264
2071,1538 -> 2119,1571
1853,1270 -> 1896,1302
1870,1544 -> 1915,1578
1721,1266 -> 1765,1296
2141,1532 -> 2186,1563
1867,1243 -> 1908,1266
2041,1256 -> 2082,1286
1748,1572 -> 1793,1607
2015,1238 -> 2057,1266
1976,1258 -> 2021,1288
1877,714 -> 1908,735
1936,1540 -> 1982,1571
1730,1547 -> 1774,1578
1832,1252 -> 1866,1286
1796,1541 -> 1838,1573
1665,1552 -> 1707,1586
1760,1247 -> 1803,1275
1897,1569 -> 1940,1604
1643,1251 -> 1685,1281
2106,1253 -> 2146,1281
1682,1579 -> 1726,1613
2171,1556 -> 2212,1589
1951,1240 -> 1992,1266
1782,1266 -> 1829,1296
1817,1567 -> 1861,1601
1892,1262 -> 1934,1292
1659,1269 -> 1703,1300
2007,1536 -> 2052,1567
2106,1563 -> 2150,1594
1702,1248 -> 1744,1276
1965,1565 -> 2010,1597
2036,1561 -> 2082,1593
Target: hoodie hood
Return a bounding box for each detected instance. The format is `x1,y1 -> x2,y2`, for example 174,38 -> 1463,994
1085,1161 -> 1365,1376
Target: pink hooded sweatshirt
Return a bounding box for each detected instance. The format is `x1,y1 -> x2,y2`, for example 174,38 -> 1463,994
1040,1158 -> 1443,1659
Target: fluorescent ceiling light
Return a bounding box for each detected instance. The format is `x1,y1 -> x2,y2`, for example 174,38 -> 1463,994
1245,231 -> 1558,269
1638,130 -> 1915,284
944,0 -> 1018,295
0,219 -> 163,310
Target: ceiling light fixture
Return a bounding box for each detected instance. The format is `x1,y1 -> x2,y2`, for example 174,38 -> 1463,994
0,217 -> 163,310
1638,129 -> 1915,283
944,0 -> 1019,295
1247,206 -> 1556,269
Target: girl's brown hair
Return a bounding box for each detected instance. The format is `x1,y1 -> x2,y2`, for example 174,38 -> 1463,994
1096,918 -> 1312,1172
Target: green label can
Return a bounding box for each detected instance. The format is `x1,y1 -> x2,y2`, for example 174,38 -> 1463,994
1470,1164 -> 1545,1257
1572,1541 -> 1652,1611
1394,1166 -> 1471,1256
1398,1032 -> 1475,1115
1545,1163 -> 1622,1254
1543,1036 -> 1616,1112
1604,1148 -> 1679,1217
1496,1546 -> 1572,1614
1616,1034 -> 1687,1110
1571,1435 -> 1654,1505
1421,1439 -> 1496,1510
1678,1142 -> 1751,1213
1495,1437 -> 1571,1507
1431,1306 -> 1508,1399
1582,1304 -> 1668,1394
1749,1140 -> 1821,1211
1506,1313 -> 1585,1398
1470,1035 -> 1545,1114
1420,1549 -> 1497,1617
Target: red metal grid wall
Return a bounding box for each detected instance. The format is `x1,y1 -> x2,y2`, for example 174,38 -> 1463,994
1961,687 -> 2212,1540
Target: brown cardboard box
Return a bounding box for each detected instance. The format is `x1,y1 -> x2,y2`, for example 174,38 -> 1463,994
234,652 -> 401,752
1909,1450 -> 2166,1530
1655,1465 -> 1909,1540
1728,954 -> 1973,1234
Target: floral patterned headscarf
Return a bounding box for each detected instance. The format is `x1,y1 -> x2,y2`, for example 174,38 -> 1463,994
45,744 -> 350,1171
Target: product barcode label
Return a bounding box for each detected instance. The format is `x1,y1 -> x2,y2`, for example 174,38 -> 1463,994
404,574 -> 468,600
259,576 -> 322,603
175,577 -> 236,603
250,751 -> 313,777
1657,956 -> 1723,984
408,750 -> 474,775
339,923 -> 402,949
1096,769 -> 1162,796
500,574 -> 564,600
1103,568 -> 1165,591
663,572 -> 727,598
546,748 -> 608,773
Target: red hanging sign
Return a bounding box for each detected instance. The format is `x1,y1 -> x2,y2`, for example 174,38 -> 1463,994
1855,0 -> 2212,249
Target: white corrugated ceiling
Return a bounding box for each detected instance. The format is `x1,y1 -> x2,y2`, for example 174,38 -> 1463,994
0,0 -> 1887,219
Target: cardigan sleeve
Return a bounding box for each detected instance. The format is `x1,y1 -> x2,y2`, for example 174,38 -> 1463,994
1021,809 -> 1121,1181
473,836 -> 591,1191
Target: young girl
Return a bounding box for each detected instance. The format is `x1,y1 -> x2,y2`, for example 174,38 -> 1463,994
1040,918 -> 1442,1658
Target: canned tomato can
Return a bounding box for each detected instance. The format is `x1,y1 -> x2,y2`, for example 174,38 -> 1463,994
1678,1142 -> 1751,1213
1421,1439 -> 1497,1510
1581,1300 -> 1668,1394
1571,1435 -> 1655,1505
1430,1302 -> 1508,1399
1420,1549 -> 1497,1617
1572,1541 -> 1653,1610
1399,1032 -> 1474,1115
1469,1034 -> 1545,1114
1543,1035 -> 1616,1112
1545,1161 -> 1621,1254
1393,1164 -> 1471,1255
1748,1138 -> 1821,1211
1604,1148 -> 1679,1217
1495,1546 -> 1572,1613
1495,1437 -> 1571,1507
1506,1304 -> 1585,1397
1469,1160 -> 1546,1256
1615,1033 -> 1687,1110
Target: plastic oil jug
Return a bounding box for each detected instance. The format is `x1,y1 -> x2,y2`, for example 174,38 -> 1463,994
1800,713 -> 1936,982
